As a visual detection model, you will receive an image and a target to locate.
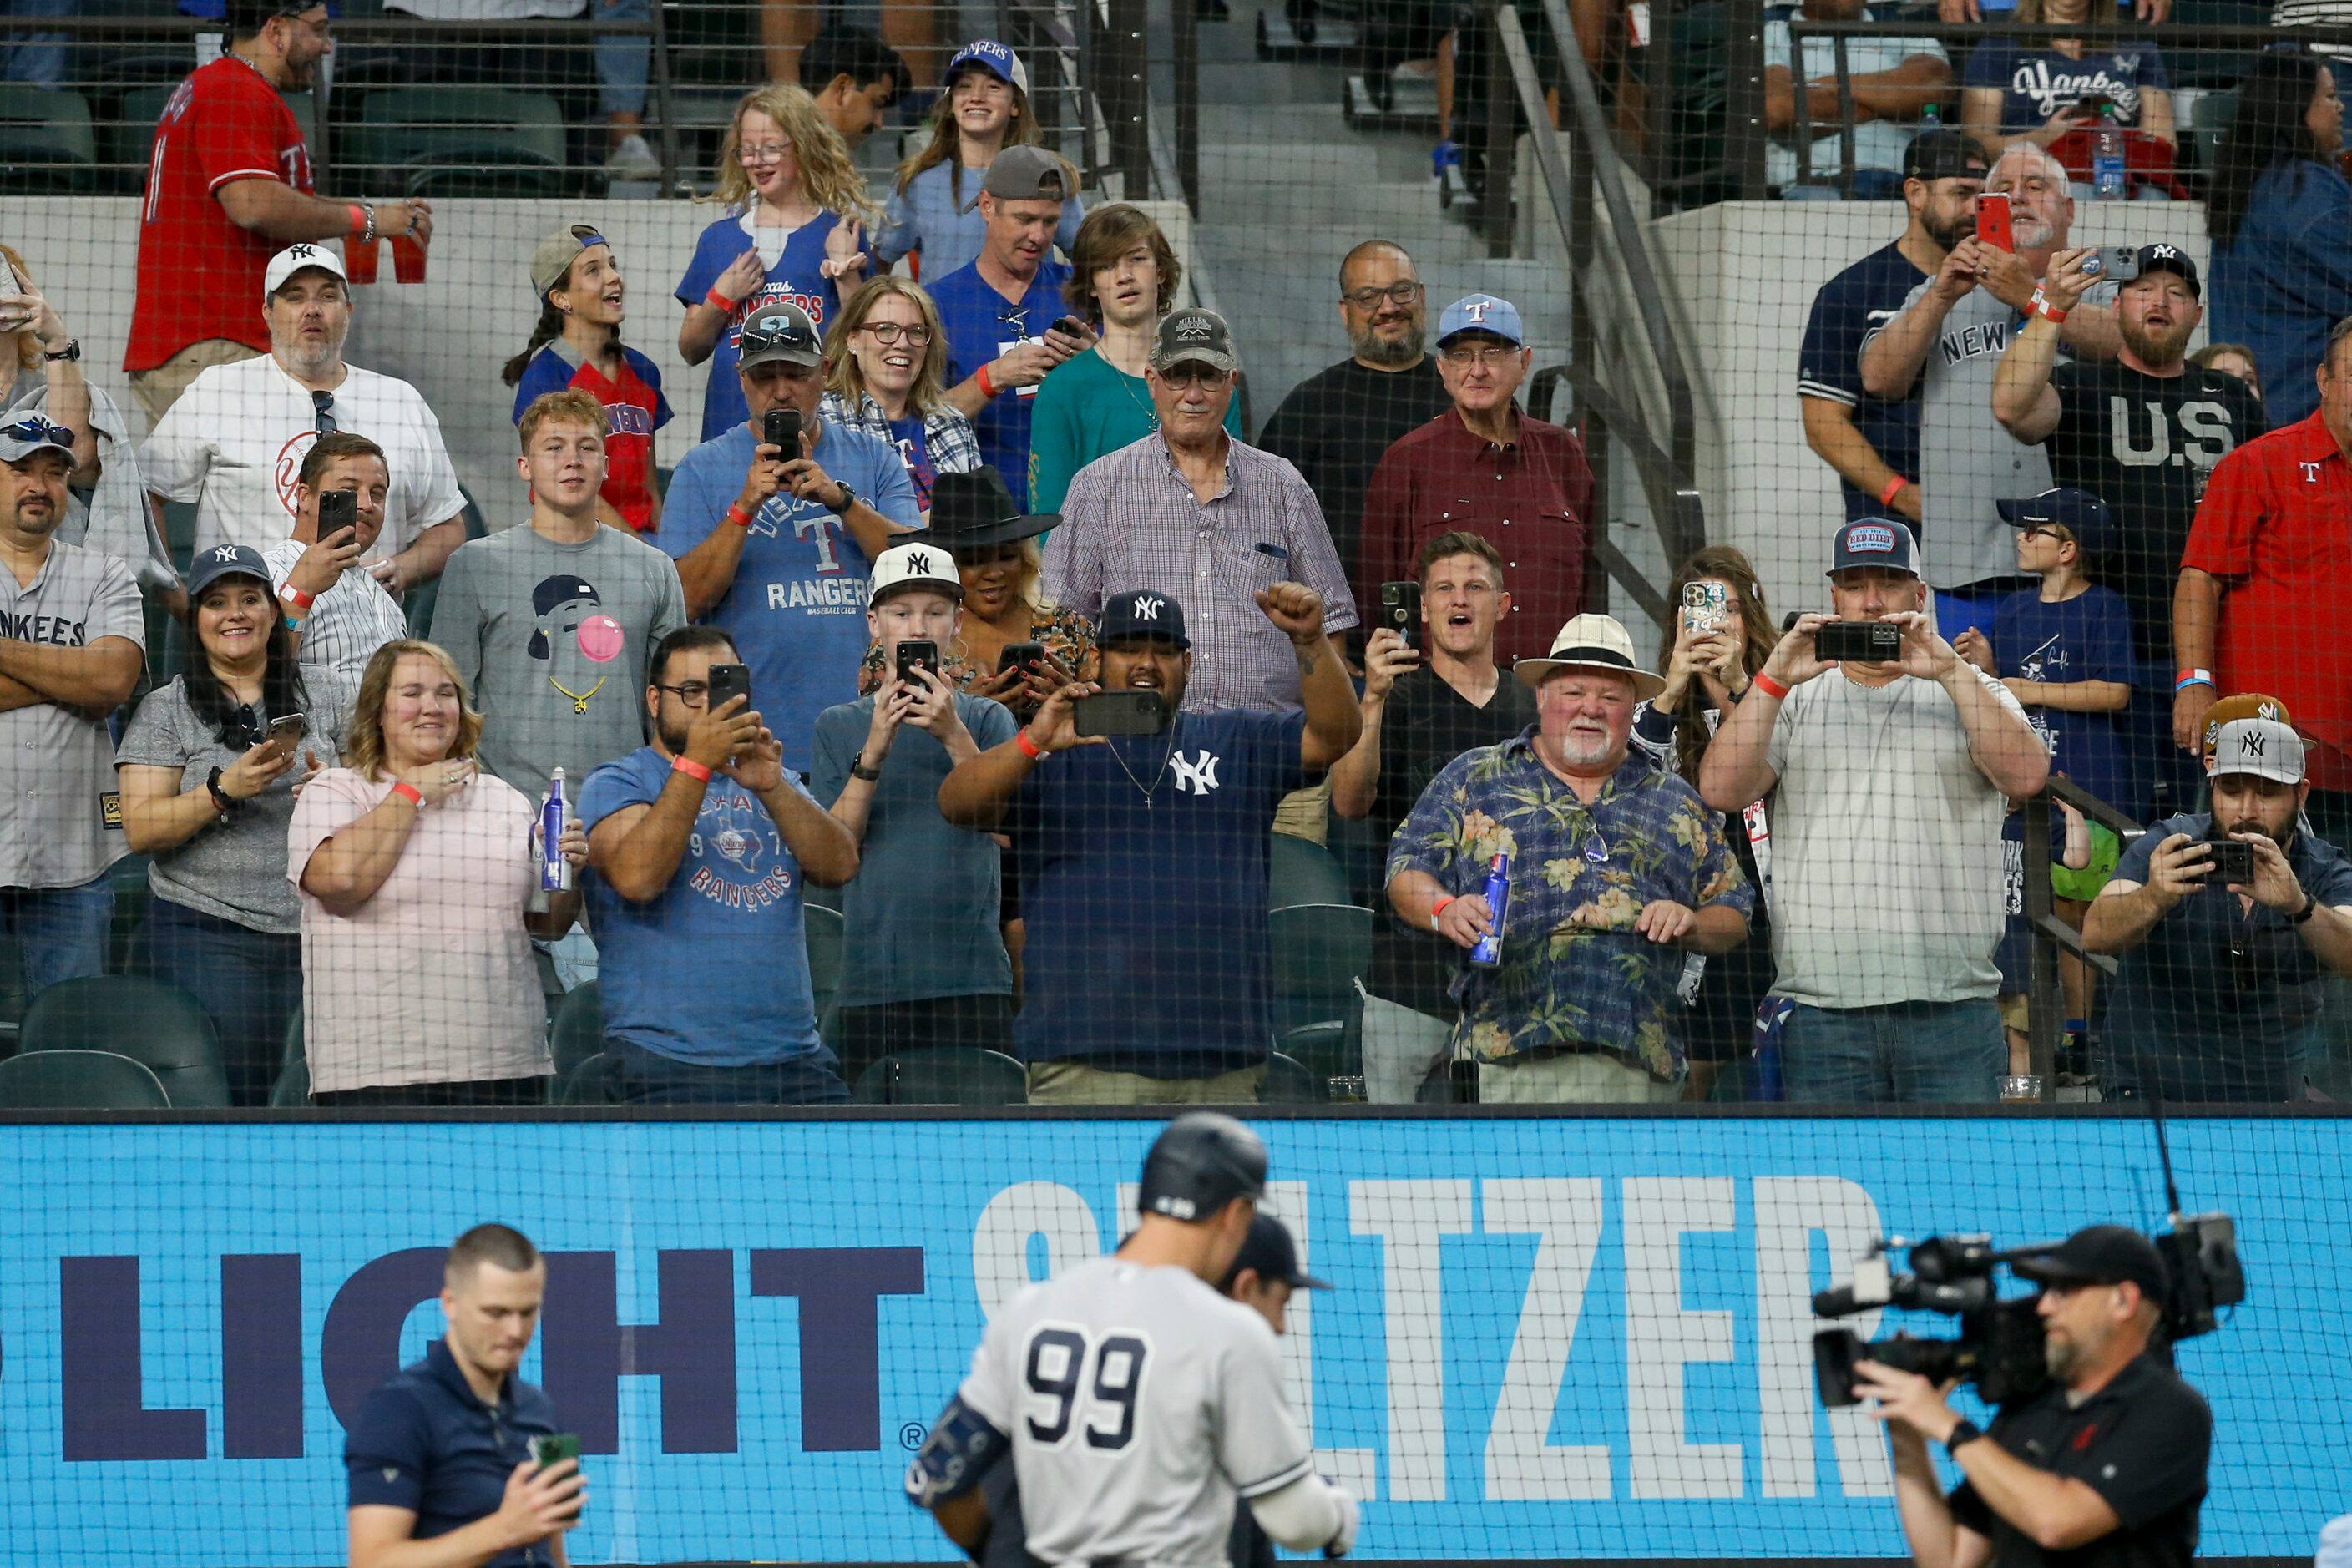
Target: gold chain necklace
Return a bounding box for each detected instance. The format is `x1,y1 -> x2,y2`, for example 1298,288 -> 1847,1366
549,673 -> 607,715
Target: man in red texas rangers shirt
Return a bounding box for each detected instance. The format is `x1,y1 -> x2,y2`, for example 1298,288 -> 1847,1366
126,0 -> 434,422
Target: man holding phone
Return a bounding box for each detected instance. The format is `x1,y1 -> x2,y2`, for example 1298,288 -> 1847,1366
2086,714 -> 2352,1100
660,302 -> 920,773
264,432 -> 408,681
939,585 -> 1363,1104
345,1224 -> 582,1568
813,543 -> 1018,1082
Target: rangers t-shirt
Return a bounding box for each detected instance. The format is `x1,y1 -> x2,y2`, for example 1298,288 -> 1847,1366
510,340 -> 674,534
929,256 -> 1073,509
139,354 -> 466,564
127,55 -> 314,372
675,208 -> 845,442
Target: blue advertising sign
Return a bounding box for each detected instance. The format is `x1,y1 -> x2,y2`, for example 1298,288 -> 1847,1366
1,1114 -> 2342,1565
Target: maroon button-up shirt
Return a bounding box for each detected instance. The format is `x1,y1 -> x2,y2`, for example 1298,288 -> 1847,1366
1358,406 -> 1596,666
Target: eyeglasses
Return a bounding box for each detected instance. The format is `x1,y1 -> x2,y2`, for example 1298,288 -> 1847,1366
856,321 -> 933,347
1156,363 -> 1227,388
1341,281 -> 1424,311
658,682 -> 713,706
736,141 -> 793,165
311,390 -> 336,435
1439,345 -> 1517,368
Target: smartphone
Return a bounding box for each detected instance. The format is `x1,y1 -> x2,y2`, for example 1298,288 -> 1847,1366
0,252 -> 19,298
1682,580 -> 1728,635
1813,620 -> 1902,663
997,640 -> 1047,675
706,662 -> 750,711
1974,192 -> 2015,254
2071,93 -> 2115,120
2208,839 -> 2255,887
894,639 -> 938,687
1051,315 -> 1088,339
316,488 -> 357,535
531,1434 -> 581,1470
264,713 -> 306,759
1073,690 -> 1169,737
1378,580 -> 1422,650
762,406 -> 802,458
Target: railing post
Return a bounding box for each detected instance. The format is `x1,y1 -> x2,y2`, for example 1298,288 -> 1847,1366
2023,793 -> 2061,1100
1099,0 -> 1152,201
1173,0 -> 1200,209
1726,0 -> 1768,201
1479,0 -> 1517,257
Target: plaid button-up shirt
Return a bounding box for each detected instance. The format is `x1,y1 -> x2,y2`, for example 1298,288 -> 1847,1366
1043,432 -> 1359,713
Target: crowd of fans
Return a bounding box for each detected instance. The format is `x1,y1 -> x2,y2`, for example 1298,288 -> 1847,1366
0,0 -> 2344,1115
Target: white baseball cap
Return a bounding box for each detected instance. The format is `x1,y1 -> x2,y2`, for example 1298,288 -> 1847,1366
265,241 -> 348,297
868,541 -> 964,608
2211,716 -> 2306,785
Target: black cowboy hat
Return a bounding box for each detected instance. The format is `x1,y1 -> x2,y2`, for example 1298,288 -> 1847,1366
924,468 -> 1058,549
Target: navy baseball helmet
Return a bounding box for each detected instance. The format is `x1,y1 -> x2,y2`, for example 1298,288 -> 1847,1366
1139,1113 -> 1268,1222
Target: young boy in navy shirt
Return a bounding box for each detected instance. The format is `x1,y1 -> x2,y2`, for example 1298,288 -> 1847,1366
1957,486 -> 2132,1080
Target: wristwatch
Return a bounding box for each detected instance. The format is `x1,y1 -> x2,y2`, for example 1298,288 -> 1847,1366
1944,1419 -> 1985,1455
827,480 -> 857,516
2290,891 -> 2319,925
848,750 -> 883,783
42,338 -> 78,363
206,766 -> 239,813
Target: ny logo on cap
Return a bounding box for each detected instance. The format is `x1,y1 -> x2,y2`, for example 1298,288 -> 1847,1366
1848,524 -> 1896,553
1174,318 -> 1212,341
285,243 -> 319,261
2151,244 -> 2180,260
1131,594 -> 1165,621
2239,731 -> 2268,760
905,549 -> 936,577
209,545 -> 241,564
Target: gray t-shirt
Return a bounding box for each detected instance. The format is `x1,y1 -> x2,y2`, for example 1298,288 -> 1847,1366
0,538 -> 145,889
811,691 -> 1016,1006
428,522 -> 687,789
1763,665 -> 2027,1005
1873,276 -> 2117,592
956,1257 -> 1315,1567
114,668 -> 356,933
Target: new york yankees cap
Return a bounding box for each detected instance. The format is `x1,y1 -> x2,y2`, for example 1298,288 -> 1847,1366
2210,716 -> 2306,786
0,412 -> 76,466
1436,292 -> 1525,349
1096,588 -> 1191,650
2132,242 -> 2200,297
185,543 -> 274,599
1148,307 -> 1238,376
265,241 -> 347,298
868,541 -> 965,608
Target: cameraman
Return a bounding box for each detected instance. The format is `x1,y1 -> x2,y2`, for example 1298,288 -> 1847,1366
1855,1226 -> 2209,1568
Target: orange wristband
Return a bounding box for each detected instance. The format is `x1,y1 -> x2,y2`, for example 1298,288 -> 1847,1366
704,286 -> 739,313
389,781 -> 422,807
976,362 -> 999,399
1016,727 -> 1045,761
1430,894 -> 1455,926
1878,475 -> 1907,508
726,503 -> 754,529
1753,671 -> 1791,701
671,754 -> 713,782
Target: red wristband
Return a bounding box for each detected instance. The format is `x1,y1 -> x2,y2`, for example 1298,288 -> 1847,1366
276,583 -> 315,609
704,286 -> 740,313
349,204 -> 367,240
1430,894 -> 1455,925
726,502 -> 755,529
388,781 -> 422,807
1016,727 -> 1046,761
671,754 -> 714,782
1878,475 -> 1908,508
976,362 -> 999,399
1753,671 -> 1791,701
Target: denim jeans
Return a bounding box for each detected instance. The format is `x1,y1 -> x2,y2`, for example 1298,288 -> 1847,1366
144,897 -> 301,1108
604,1037 -> 848,1106
1,873 -> 112,999
595,0 -> 650,118
1781,999 -> 2005,1105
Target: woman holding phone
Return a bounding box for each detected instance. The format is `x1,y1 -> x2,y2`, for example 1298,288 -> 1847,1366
116,544 -> 353,1105
290,639 -> 585,1105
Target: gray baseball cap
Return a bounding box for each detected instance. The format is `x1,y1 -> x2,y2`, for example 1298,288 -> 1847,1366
736,301 -> 823,370
980,144 -> 1071,201
1150,308 -> 1239,376
0,412 -> 75,465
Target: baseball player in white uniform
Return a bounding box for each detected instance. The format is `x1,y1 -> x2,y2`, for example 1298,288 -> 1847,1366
906,1113 -> 1360,1565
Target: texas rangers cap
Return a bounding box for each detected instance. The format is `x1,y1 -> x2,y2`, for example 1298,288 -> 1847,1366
1435,293 -> 1525,349
1826,516 -> 1920,579
868,540 -> 965,607
1221,1214 -> 1331,1293
0,412 -> 76,466
264,241 -> 346,298
1904,128 -> 1989,183
2132,242 -> 2201,298
1149,308 -> 1239,376
1096,589 -> 1190,650
980,143 -> 1071,201
2011,1224 -> 2170,1302
736,301 -> 823,370
1997,486 -> 2112,564
529,222 -> 609,301
2210,716 -> 2307,785
185,542 -> 273,599
945,38 -> 1027,95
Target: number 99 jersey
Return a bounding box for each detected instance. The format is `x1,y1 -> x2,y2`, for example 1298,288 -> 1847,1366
955,1256 -> 1315,1565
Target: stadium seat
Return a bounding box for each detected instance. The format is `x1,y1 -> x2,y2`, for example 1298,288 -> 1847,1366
107,83 -> 174,190
852,1048 -> 1029,1106
806,905 -> 844,1014
549,981 -> 604,1078
1269,903 -> 1372,1033
2188,89 -> 2240,183
556,1051 -> 613,1105
0,1050 -> 170,1110
107,853 -> 152,975
346,87 -> 567,199
0,86 -> 99,194
1269,834 -> 1350,908
18,975 -> 230,1108
271,1012 -> 309,1108
1280,1018 -> 1363,1087
1260,1050 -> 1326,1104
0,936 -> 24,1055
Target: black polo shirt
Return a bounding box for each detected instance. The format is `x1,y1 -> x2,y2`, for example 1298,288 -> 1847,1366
1950,1354 -> 2210,1568
346,1338 -> 564,1568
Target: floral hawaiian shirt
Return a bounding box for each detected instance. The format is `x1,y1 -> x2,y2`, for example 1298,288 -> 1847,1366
1385,730 -> 1753,1081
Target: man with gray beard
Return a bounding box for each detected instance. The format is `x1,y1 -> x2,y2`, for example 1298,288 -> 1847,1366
1257,241 -> 1451,589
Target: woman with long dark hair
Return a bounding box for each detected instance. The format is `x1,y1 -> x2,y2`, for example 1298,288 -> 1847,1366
1634,545 -> 1780,1100
115,544 -> 353,1105
2207,52 -> 2350,424
873,39 -> 1082,280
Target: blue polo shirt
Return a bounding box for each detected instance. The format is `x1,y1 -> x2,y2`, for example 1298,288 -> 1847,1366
656,421 -> 923,771
1009,708 -> 1307,1075
928,256 -> 1073,509
345,1338 -> 564,1568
